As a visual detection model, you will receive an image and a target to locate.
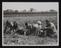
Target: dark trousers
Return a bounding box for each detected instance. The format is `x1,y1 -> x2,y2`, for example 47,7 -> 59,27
44,28 -> 55,37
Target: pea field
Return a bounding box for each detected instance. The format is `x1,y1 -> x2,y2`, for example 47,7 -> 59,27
2,15 -> 58,46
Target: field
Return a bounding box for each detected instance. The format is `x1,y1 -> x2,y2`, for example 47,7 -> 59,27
3,16 -> 57,27
3,15 -> 58,46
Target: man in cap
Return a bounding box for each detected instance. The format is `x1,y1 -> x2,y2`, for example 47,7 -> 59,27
44,20 -> 57,37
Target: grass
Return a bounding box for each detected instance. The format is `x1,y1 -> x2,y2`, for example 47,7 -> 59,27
3,15 -> 58,45
4,34 -> 57,45
4,16 -> 57,27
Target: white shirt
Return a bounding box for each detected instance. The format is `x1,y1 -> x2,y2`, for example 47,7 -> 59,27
38,25 -> 42,29
33,23 -> 38,28
33,23 -> 42,29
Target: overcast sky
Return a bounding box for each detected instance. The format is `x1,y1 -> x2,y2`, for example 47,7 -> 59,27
2,2 -> 59,11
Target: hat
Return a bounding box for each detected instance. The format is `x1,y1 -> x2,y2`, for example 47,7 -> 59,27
37,21 -> 42,25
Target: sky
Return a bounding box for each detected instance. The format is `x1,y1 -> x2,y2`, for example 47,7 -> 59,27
2,2 -> 59,12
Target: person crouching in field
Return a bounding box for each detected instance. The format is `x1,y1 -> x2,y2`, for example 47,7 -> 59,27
44,20 -> 57,38
37,21 -> 43,35
25,22 -> 32,35
32,20 -> 43,36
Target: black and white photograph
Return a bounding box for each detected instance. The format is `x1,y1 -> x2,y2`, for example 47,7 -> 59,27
2,2 -> 59,46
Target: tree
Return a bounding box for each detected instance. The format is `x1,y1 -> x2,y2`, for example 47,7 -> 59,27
22,9 -> 26,12
49,9 -> 57,12
30,8 -> 35,12
4,9 -> 14,14
15,10 -> 18,13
